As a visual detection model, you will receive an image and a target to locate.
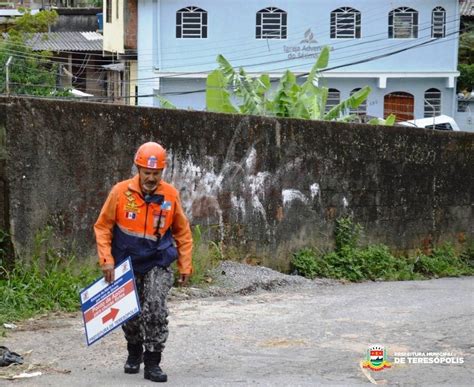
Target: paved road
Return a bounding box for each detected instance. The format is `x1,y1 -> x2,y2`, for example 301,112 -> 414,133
2,277 -> 473,386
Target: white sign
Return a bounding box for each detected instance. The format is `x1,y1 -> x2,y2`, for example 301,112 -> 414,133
80,258 -> 140,346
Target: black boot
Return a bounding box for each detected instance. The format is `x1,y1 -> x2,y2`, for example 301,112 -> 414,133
124,342 -> 143,374
144,351 -> 167,382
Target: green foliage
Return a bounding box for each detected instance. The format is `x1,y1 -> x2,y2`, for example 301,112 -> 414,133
87,0 -> 104,7
292,217 -> 474,282
291,248 -> 321,279
459,240 -> 474,268
0,228 -> 100,325
156,95 -> 177,109
459,22 -> 474,65
334,215 -> 362,252
0,8 -> 67,96
206,69 -> 238,114
414,244 -> 473,277
368,114 -> 396,126
160,46 -> 381,123
172,225 -> 225,286
458,64 -> 474,93
10,8 -> 58,34
204,47 -> 373,123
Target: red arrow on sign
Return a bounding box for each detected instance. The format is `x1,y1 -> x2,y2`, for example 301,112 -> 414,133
102,308 -> 119,324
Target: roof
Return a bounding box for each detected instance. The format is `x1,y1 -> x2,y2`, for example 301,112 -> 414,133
0,9 -> 40,17
460,0 -> 474,17
26,31 -> 103,52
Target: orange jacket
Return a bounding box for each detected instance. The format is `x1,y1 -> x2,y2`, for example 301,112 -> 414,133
94,175 -> 193,274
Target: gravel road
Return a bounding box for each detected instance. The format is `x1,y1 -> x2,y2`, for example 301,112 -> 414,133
1,263 -> 473,386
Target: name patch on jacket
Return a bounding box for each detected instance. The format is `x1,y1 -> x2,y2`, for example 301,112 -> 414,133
161,201 -> 172,210
153,211 -> 166,229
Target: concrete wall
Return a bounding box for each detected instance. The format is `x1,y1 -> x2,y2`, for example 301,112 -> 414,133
51,7 -> 101,32
0,97 -> 473,269
103,0 -> 124,53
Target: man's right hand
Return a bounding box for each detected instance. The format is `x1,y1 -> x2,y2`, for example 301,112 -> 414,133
101,264 -> 115,283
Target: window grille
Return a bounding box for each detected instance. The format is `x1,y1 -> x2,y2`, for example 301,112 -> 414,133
349,88 -> 367,115
326,89 -> 340,112
424,88 -> 442,117
256,7 -> 287,39
432,7 -> 446,38
389,7 -> 418,38
330,7 -> 361,39
176,6 -> 208,38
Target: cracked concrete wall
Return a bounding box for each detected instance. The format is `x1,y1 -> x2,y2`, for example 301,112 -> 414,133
0,97 -> 473,269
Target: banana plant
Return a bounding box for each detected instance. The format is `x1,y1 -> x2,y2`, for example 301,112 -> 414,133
368,114 -> 397,126
215,54 -> 270,115
155,95 -> 177,109
206,46 -> 373,123
159,46 -> 386,125
206,69 -> 238,114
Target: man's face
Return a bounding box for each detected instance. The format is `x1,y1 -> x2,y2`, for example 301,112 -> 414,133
138,167 -> 163,194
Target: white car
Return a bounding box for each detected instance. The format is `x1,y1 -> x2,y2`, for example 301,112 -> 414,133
399,115 -> 461,131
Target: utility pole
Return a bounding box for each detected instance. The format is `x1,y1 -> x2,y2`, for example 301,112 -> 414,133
5,56 -> 13,95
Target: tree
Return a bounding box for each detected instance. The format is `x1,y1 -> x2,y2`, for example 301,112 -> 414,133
458,64 -> 474,93
457,20 -> 474,93
0,8 -> 68,96
459,21 -> 474,65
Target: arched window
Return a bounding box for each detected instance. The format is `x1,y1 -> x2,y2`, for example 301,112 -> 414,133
424,88 -> 442,117
349,88 -> 367,115
256,7 -> 287,39
330,7 -> 361,39
389,7 -> 418,39
176,6 -> 208,38
432,7 -> 446,38
326,88 -> 340,112
384,92 -> 415,121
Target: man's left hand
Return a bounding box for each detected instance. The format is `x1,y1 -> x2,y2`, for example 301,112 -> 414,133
177,273 -> 190,287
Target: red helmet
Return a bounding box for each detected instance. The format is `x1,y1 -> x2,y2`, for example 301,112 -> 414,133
134,142 -> 167,169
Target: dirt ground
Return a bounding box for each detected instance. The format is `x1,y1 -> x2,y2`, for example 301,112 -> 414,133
1,276 -> 473,386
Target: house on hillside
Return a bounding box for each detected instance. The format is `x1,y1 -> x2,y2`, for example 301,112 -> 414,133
24,31 -> 111,97
101,0 -> 137,105
118,0 -> 463,125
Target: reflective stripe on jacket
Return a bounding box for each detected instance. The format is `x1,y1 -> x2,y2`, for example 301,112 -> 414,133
94,175 -> 193,274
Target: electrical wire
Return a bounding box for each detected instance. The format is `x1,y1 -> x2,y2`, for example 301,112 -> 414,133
1,21 -> 464,89
2,28 -> 463,105
0,12 -> 461,72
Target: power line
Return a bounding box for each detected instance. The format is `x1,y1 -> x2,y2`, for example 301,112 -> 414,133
1,30 -> 463,104
0,13 -> 461,73
1,22 -> 464,90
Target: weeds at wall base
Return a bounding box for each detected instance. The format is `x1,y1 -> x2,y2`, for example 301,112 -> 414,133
0,227 -> 100,329
291,216 -> 474,281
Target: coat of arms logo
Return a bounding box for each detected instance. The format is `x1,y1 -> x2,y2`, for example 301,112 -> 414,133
362,345 -> 392,371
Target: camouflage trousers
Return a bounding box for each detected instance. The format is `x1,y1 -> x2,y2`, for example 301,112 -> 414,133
122,266 -> 174,353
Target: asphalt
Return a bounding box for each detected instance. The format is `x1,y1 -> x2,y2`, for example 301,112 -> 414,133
2,277 -> 473,386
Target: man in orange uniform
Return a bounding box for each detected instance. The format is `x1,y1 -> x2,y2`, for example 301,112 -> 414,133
94,142 -> 192,383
